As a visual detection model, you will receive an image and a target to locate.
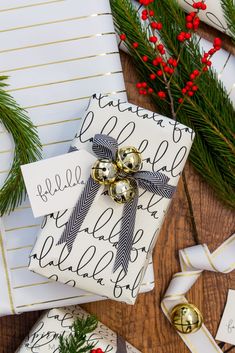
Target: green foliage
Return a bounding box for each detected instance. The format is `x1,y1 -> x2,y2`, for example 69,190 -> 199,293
111,0 -> 235,208
59,315 -> 98,353
0,76 -> 42,216
221,0 -> 235,43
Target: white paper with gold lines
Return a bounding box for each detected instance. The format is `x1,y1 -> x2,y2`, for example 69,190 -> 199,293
0,0 -> 154,316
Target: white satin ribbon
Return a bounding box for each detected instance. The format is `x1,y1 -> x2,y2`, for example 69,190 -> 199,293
162,233 -> 235,353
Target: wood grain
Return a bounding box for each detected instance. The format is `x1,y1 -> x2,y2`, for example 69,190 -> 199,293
0,51 -> 234,353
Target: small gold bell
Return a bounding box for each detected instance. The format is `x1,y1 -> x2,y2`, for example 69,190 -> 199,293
109,178 -> 135,204
91,159 -> 118,185
116,146 -> 142,174
170,303 -> 203,334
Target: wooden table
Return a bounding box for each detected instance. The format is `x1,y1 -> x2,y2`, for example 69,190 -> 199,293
0,50 -> 234,353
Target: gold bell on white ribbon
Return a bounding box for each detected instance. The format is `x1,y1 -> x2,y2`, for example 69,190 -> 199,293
91,159 -> 118,185
109,178 -> 135,204
116,146 -> 142,174
170,303 -> 203,334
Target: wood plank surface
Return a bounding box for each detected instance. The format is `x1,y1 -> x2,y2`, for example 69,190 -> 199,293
0,51 -> 234,353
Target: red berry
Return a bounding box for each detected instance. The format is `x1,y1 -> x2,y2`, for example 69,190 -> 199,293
142,82 -> 147,88
168,67 -> 174,74
96,349 -> 103,353
152,59 -> 158,66
149,10 -> 154,16
156,22 -> 163,30
182,88 -> 187,94
148,87 -> 153,93
187,81 -> 193,87
157,70 -> 163,76
178,98 -> 183,103
203,66 -> 208,71
201,57 -> 208,64
119,34 -> 126,41
192,85 -> 198,91
156,56 -> 163,63
136,82 -> 142,89
214,45 -> 221,51
201,3 -> 207,10
186,15 -> 193,22
193,3 -> 198,8
189,11 -> 196,17
164,66 -> 170,73
207,60 -> 212,66
158,91 -> 166,99
142,55 -> 148,62
214,37 -> 222,47
150,73 -> 156,80
177,34 -> 185,42
185,33 -> 191,39
172,59 -> 178,67
188,91 -> 194,96
142,15 -> 147,21
150,36 -> 158,43
186,22 -> 193,29
151,22 -> 158,29
190,73 -> 195,80
132,42 -> 139,48
193,69 -> 199,76
157,44 -> 164,51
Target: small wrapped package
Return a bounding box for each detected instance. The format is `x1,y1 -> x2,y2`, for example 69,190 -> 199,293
15,305 -> 141,353
29,94 -> 194,304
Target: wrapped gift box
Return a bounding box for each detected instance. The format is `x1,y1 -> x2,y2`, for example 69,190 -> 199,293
0,0 -> 148,317
29,94 -> 194,304
15,305 -> 141,353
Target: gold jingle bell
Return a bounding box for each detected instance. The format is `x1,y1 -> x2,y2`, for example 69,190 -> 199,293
170,303 -> 203,334
91,159 -> 118,185
116,146 -> 142,174
109,178 -> 135,204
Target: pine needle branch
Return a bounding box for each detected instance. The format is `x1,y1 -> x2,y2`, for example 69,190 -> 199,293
221,0 -> 235,43
111,0 -> 235,208
59,315 -> 98,353
0,76 -> 42,216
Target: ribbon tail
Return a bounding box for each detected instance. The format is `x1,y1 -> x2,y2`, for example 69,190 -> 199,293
113,183 -> 139,274
116,334 -> 127,353
57,177 -> 100,252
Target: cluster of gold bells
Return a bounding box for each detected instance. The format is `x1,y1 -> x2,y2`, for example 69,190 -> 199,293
91,146 -> 142,204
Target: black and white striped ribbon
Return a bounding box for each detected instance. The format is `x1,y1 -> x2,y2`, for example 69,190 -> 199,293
57,134 -> 176,274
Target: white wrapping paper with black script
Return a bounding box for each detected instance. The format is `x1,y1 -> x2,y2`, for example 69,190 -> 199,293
29,94 -> 194,304
15,305 -> 141,353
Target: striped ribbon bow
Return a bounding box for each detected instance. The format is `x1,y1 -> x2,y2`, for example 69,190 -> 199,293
57,134 -> 176,274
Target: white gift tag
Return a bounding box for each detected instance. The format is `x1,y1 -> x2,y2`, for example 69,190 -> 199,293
21,150 -> 96,218
216,289 -> 235,345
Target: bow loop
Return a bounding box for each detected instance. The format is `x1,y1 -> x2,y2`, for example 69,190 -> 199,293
92,134 -> 118,160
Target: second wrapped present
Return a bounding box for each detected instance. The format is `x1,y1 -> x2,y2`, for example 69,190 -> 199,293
29,94 -> 194,304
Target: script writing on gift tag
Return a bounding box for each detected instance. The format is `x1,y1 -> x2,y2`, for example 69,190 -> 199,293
216,289 -> 235,345
21,150 -> 96,218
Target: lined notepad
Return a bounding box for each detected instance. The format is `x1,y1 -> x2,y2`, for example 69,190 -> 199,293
0,0 -> 154,316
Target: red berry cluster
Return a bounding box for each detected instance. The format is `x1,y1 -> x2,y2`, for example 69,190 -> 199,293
201,37 -> 222,71
193,1 -> 207,10
179,37 -> 222,102
141,8 -> 154,21
185,11 -> 200,31
136,81 -> 153,95
90,348 -> 104,353
180,69 -> 199,99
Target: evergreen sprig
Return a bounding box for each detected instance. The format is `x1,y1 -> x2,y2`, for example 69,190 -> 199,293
59,315 -> 98,353
111,0 -> 235,208
221,0 -> 235,43
0,76 -> 42,216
